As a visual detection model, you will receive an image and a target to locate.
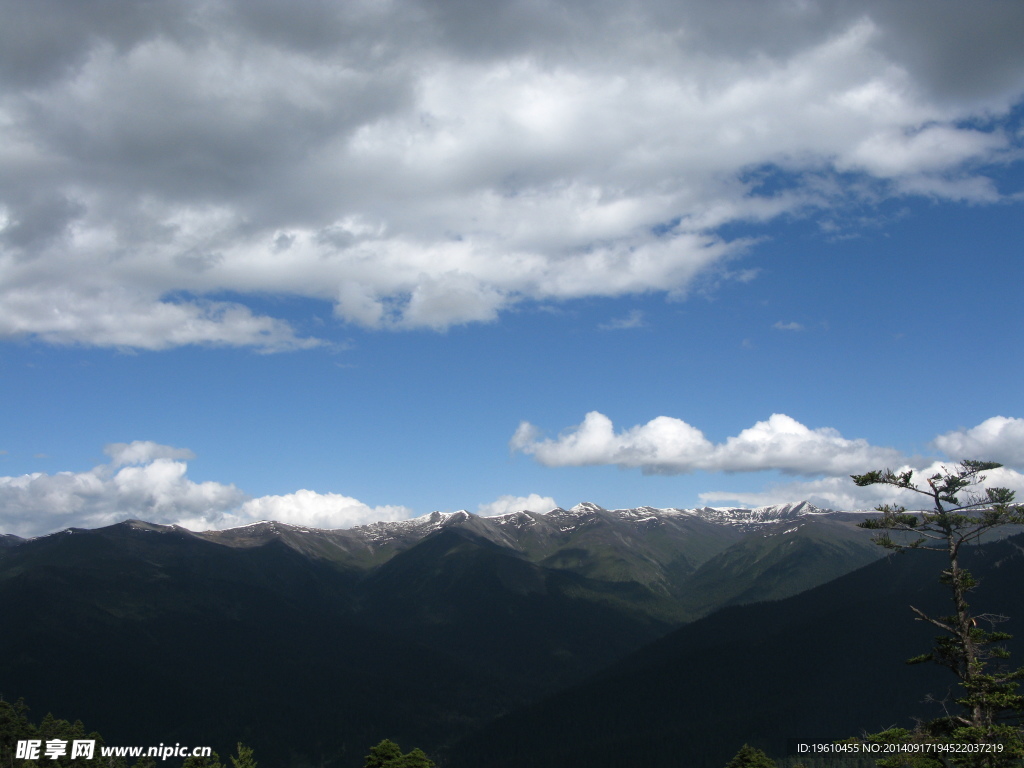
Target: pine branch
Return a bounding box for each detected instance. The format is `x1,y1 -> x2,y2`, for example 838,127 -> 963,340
910,605 -> 956,635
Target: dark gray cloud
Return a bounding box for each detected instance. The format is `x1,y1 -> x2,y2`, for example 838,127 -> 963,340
0,193 -> 84,251
866,0 -> 1024,107
0,0 -> 199,87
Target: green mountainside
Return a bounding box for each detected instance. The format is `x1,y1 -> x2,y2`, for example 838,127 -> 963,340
447,532 -> 1024,768
674,513 -> 885,619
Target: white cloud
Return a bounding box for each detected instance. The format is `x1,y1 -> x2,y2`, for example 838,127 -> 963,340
105,441 -> 195,467
0,442 -> 413,538
476,493 -> 558,517
842,124 -> 1010,179
0,286 -> 320,352
599,310 -> 646,330
700,461 -> 1024,512
511,411 -> 905,476
232,490 -> 412,530
773,321 -> 804,331
933,417 -> 1024,469
0,452 -> 248,538
0,2 -> 1021,347
700,415 -> 1024,516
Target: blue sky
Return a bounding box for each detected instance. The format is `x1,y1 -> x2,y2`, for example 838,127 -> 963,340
1,1 -> 1023,536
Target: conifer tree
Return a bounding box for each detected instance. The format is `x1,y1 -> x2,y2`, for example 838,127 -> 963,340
724,743 -> 776,768
0,697 -> 32,765
364,739 -> 404,768
181,751 -> 223,768
853,460 -> 1024,766
363,739 -> 435,768
387,746 -> 436,768
229,742 -> 257,768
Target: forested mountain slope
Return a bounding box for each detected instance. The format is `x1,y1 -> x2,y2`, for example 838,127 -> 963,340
447,533 -> 1024,768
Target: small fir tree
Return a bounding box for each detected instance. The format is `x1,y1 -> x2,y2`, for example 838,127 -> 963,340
229,742 -> 257,768
0,698 -> 33,765
387,747 -> 436,768
725,743 -> 776,768
365,740 -> 404,768
182,751 -> 224,768
853,460 -> 1024,766
363,739 -> 435,768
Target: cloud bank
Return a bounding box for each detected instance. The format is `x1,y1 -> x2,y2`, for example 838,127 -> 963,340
476,493 -> 559,517
512,412 -> 1024,493
511,411 -> 906,476
700,462 -> 1024,512
0,441 -> 413,538
932,417 -> 1024,469
4,416 -> 1023,537
1,1 -> 1022,348
234,490 -> 411,532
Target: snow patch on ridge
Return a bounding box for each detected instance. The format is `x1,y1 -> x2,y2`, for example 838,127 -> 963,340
205,499 -> 837,540
686,501 -> 833,527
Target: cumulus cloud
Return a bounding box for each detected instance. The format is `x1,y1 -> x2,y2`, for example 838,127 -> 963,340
511,411 -> 905,476
233,490 -> 411,530
0,451 -> 248,537
0,286 -> 321,352
476,493 -> 558,517
697,416 -> 1024,509
105,440 -> 195,467
1,1 -> 1022,347
933,417 -> 1024,469
700,462 -> 1024,512
0,442 -> 413,537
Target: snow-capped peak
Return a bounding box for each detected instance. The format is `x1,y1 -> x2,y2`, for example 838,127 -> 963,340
690,501 -> 832,527
568,502 -> 605,514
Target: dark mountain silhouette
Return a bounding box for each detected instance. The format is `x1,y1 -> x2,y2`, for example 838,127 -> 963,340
0,519 -> 676,765
446,532 -> 1024,768
0,522 -> 494,765
0,504 -> 910,766
358,526 -> 674,699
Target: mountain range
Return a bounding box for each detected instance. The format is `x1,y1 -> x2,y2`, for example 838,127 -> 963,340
194,500 -> 885,614
3,501 -> 1015,767
447,530 -> 1024,768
